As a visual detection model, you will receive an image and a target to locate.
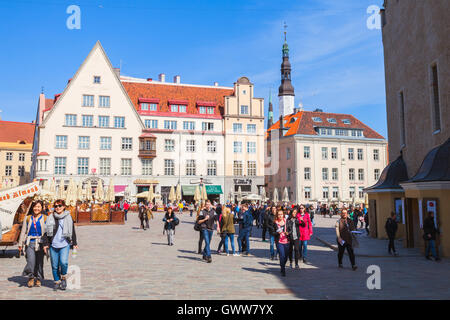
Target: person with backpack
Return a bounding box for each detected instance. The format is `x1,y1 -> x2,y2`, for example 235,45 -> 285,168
237,204 -> 253,256
18,200 -> 48,288
385,212 -> 398,256
163,207 -> 178,246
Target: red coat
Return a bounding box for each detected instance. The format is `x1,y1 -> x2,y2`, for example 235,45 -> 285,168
297,213 -> 313,241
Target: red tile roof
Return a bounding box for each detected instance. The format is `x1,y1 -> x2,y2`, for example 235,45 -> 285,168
44,99 -> 54,112
122,81 -> 234,117
267,111 -> 385,139
0,121 -> 35,144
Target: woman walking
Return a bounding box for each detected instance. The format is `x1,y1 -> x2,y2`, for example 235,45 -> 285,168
274,210 -> 289,277
298,205 -> 313,264
267,206 -> 278,260
163,207 -> 177,246
335,209 -> 357,270
18,200 -> 48,288
221,207 -> 238,256
287,208 -> 302,269
195,206 -> 205,254
43,199 -> 78,291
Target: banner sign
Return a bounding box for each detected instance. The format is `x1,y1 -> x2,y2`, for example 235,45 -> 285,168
0,182 -> 40,235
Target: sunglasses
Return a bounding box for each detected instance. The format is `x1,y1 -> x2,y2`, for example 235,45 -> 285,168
54,204 -> 64,208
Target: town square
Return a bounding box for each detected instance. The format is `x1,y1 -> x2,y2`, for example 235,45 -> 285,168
0,0 -> 449,303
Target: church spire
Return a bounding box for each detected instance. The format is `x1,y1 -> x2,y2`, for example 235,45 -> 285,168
268,89 -> 274,128
278,22 -> 295,117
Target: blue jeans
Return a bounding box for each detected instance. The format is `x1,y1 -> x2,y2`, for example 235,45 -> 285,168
202,229 -> 213,258
276,242 -> 289,272
270,234 -> 276,257
49,245 -> 70,281
224,233 -> 235,254
300,240 -> 308,259
426,240 -> 437,258
238,227 -> 251,253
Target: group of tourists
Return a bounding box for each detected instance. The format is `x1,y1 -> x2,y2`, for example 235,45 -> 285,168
17,199 -> 78,291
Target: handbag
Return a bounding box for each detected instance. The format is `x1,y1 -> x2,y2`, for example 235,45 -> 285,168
194,222 -> 201,231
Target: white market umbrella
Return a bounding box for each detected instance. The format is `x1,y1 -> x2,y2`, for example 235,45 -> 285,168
77,181 -> 84,202
66,178 -> 77,206
95,179 -> 104,202
106,178 -> 115,202
282,187 -> 289,203
176,183 -> 182,203
273,188 -> 279,204
202,184 -> 208,201
237,186 -> 242,203
168,185 -> 176,203
194,185 -> 200,202
57,179 -> 66,200
85,180 -> 93,202
147,184 -> 154,204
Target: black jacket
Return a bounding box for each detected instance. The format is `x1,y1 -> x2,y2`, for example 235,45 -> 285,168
385,218 -> 398,238
423,217 -> 438,240
163,212 -> 176,230
42,220 -> 77,248
286,217 -> 304,241
266,214 -> 277,236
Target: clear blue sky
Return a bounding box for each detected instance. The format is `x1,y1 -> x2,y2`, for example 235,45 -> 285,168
0,0 -> 387,137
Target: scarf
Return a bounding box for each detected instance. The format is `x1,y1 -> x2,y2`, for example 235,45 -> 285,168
291,217 -> 298,240
46,211 -> 73,239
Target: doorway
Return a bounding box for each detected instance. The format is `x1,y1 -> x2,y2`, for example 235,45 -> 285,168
369,199 -> 377,238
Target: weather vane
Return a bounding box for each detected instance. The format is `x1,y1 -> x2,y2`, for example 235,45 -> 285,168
284,21 -> 288,41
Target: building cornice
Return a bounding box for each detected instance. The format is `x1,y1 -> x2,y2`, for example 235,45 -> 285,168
400,181 -> 450,191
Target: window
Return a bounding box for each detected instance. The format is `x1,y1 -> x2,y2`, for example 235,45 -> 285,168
145,119 -> 158,129
186,140 -> 196,152
312,117 -> 322,122
332,168 -> 338,181
93,76 -> 101,84
100,137 -> 111,150
165,139 -> 175,152
399,91 -> 406,146
38,159 -> 48,172
207,107 -> 214,114
336,129 -> 346,136
18,166 -> 25,177
304,146 -> 311,159
78,136 -> 90,150
5,165 -> 12,176
327,118 -> 337,124
19,153 -> 25,161
186,160 -> 196,176
287,168 -> 291,181
183,121 -> 195,130
99,96 -> 110,107
431,64 -> 441,132
358,169 -> 364,181
163,120 -> 177,130
170,104 -> 187,113
77,157 -> 89,175
322,187 -> 329,199
247,142 -> 256,153
348,148 -> 354,160
304,167 -> 311,180
247,124 -> 256,133
233,161 -> 243,176
65,114 -> 77,126
322,147 -> 328,160
199,106 -> 206,114
331,147 -> 338,159
98,116 -> 110,127
332,187 -> 339,199
99,158 -> 111,175
359,187 -> 364,199
357,148 -> 364,160
55,135 -> 68,149
202,141 -> 216,154
121,137 -> 132,150
202,122 -> 214,131
373,150 -> 380,162
5,152 -> 12,161
164,159 -> 175,176
82,95 -> 94,107
114,117 -> 125,128
304,187 -> 311,199
342,119 -> 351,125
233,141 -> 242,153
54,157 -> 67,174
82,115 -> 93,127
349,187 -> 355,198
121,159 -> 132,176
141,103 -> 158,111
349,168 -> 355,181
240,105 -> 249,115
248,161 -> 256,176
286,147 -> 291,160
233,123 -> 242,133
374,169 -> 380,180
322,168 -> 329,181
207,160 -> 217,176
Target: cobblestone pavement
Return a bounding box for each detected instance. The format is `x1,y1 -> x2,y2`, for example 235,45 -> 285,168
1,212 -> 449,300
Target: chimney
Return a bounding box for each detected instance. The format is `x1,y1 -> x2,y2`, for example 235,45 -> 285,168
113,68 -> 120,78
38,93 -> 46,125
173,75 -> 180,84
147,78 -> 152,81
159,73 -> 166,82
214,82 -> 219,87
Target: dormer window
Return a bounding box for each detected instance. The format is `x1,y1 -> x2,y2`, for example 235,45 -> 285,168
139,98 -> 160,112
170,104 -> 187,113
342,119 -> 351,125
312,117 -> 322,123
93,76 -> 101,84
327,118 -> 337,124
199,106 -> 207,114
197,101 -> 216,115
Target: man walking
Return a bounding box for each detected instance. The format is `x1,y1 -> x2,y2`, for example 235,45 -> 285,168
335,209 -> 357,270
385,212 -> 398,256
197,200 -> 217,263
423,211 -> 440,261
237,204 -> 253,256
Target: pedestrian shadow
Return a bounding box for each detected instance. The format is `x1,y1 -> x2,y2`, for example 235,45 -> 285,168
7,276 -> 54,289
181,221 -> 195,225
178,249 -> 197,254
0,249 -> 21,259
177,255 -> 204,262
151,242 -> 168,246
